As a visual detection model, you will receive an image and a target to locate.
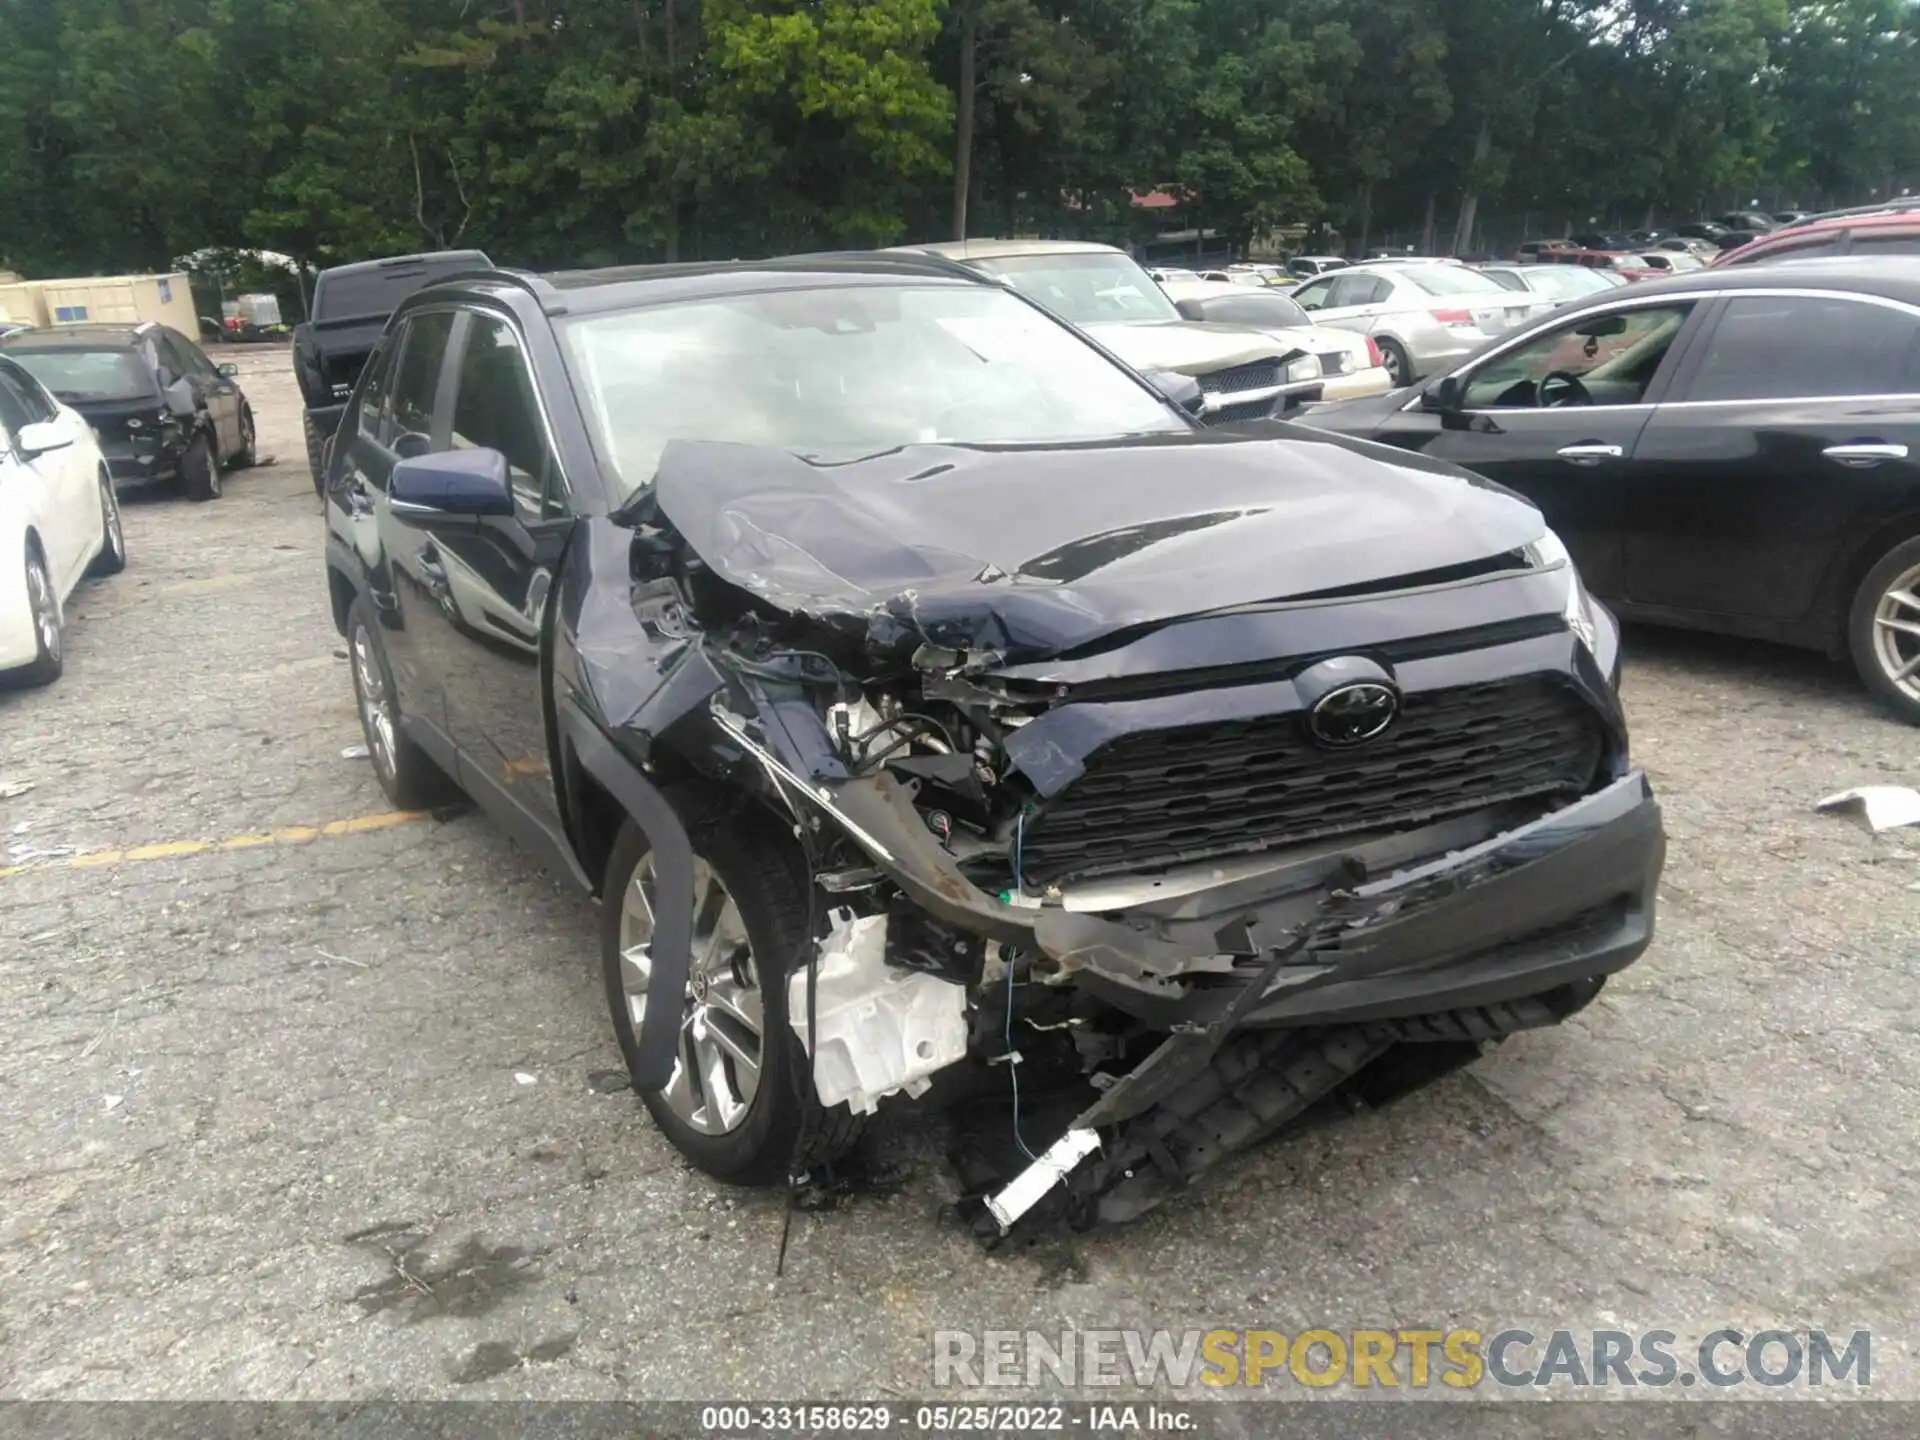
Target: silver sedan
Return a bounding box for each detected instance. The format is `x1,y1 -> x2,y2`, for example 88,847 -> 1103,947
1286,264 -> 1536,385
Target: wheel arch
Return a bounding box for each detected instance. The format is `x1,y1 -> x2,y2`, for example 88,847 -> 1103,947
1825,510 -> 1920,657
325,562 -> 357,638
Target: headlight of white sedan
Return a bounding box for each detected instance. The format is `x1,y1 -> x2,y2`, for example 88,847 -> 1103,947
1524,528 -> 1598,653
1283,354 -> 1322,383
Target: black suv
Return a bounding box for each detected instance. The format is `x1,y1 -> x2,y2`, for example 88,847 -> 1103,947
321,256 -> 1663,1231
293,250 -> 492,491
0,322 -> 255,501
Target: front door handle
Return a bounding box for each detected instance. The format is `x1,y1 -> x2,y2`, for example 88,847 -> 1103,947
1556,442 -> 1624,464
1823,442 -> 1908,466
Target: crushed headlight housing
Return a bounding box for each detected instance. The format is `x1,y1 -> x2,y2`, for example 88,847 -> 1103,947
1525,528 -> 1598,654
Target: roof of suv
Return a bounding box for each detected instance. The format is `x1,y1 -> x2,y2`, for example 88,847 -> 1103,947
1713,206 -> 1920,266
891,238 -> 1120,262
1564,254 -> 1920,304
0,322 -> 155,350
316,249 -> 493,280
402,251 -> 998,320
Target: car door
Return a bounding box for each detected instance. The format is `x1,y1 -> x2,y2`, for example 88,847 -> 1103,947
0,360 -> 91,587
433,309 -> 573,849
1623,290 -> 1920,622
171,329 -> 241,454
1356,297 -> 1707,599
1296,273 -> 1391,337
337,308 -> 462,753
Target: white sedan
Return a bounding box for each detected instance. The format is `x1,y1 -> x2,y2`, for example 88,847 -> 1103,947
0,355 -> 125,686
1160,280 -> 1395,400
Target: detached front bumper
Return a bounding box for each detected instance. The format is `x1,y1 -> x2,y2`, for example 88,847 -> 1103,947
1035,771 -> 1662,1030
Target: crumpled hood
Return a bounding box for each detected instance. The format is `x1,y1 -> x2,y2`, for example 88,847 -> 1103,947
650,427 -> 1547,659
1081,320 -> 1296,375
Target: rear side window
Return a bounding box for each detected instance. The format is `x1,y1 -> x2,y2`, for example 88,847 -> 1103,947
1851,231 -> 1920,257
1684,295 -> 1920,400
1736,233 -> 1845,265
449,316 -> 564,515
1329,275 -> 1388,306
387,311 -> 455,442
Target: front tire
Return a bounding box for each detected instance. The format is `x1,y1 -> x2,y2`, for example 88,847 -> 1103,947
305,412 -> 326,497
345,596 -> 461,809
88,473 -> 127,577
1849,535 -> 1920,723
600,815 -> 864,1185
181,432 -> 222,502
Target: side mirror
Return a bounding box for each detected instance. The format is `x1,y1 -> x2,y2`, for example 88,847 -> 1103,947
389,447 -> 513,525
216,363 -> 239,378
1143,369 -> 1206,417
1421,374 -> 1464,412
1172,298 -> 1207,322
15,420 -> 71,459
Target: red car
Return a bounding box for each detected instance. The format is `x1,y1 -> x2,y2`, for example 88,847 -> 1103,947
1711,202 -> 1920,266
1541,248 -> 1664,281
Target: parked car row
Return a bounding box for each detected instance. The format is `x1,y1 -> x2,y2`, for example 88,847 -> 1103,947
0,319 -> 268,687
0,353 -> 126,687
903,239 -> 1393,414
1301,256 -> 1920,724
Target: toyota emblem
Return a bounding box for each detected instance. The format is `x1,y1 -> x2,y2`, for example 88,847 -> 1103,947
1307,682 -> 1399,746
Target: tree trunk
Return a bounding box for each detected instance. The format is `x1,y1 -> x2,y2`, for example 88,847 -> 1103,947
1419,192 -> 1436,255
952,0 -> 976,241
1450,115 -> 1492,256
664,0 -> 679,260
1356,181 -> 1373,256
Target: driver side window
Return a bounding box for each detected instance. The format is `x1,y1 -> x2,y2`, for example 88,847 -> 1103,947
1293,278 -> 1335,311
1461,303 -> 1693,409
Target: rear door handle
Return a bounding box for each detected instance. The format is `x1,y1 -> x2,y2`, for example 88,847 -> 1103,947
1823,442 -> 1908,466
1556,443 -> 1624,464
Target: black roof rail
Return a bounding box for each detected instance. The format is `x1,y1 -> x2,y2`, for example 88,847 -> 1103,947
414,266 -> 559,310
1791,197 -> 1920,228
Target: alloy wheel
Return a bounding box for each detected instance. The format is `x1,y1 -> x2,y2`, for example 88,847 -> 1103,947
101,479 -> 125,564
618,853 -> 764,1135
1871,561 -> 1920,702
350,623 -> 396,780
25,552 -> 58,661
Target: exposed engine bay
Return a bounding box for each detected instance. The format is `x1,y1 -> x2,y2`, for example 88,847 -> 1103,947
560,429 -> 1665,1231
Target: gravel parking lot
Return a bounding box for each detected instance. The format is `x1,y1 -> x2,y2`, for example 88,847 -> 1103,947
2,345 -> 1917,1403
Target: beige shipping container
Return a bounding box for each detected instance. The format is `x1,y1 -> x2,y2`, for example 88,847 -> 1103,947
0,282 -> 39,326
0,272 -> 199,335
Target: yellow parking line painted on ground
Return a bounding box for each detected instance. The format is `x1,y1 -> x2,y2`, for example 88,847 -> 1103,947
0,810 -> 434,879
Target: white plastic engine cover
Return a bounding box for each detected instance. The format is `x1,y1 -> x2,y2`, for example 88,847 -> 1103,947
788,912 -> 969,1116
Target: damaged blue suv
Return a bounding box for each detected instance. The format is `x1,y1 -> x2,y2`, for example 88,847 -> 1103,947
320,253 -> 1664,1232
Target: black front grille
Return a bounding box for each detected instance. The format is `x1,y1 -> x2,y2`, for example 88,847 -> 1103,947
1018,677 -> 1606,885
1203,398 -> 1282,425
1197,360 -> 1282,394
